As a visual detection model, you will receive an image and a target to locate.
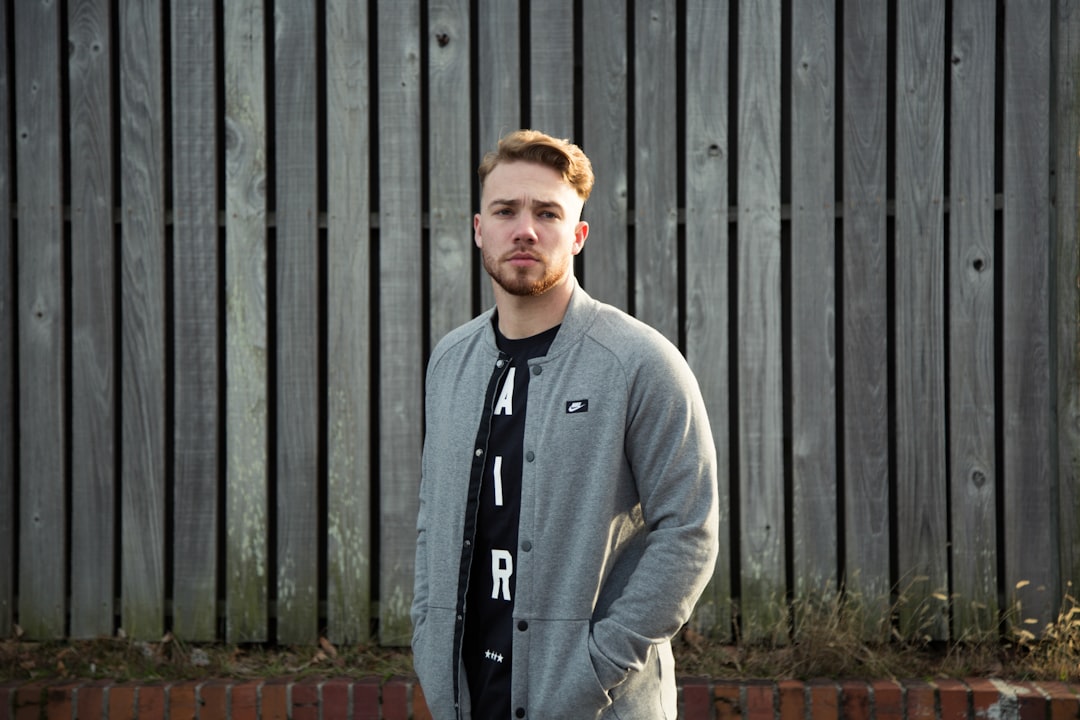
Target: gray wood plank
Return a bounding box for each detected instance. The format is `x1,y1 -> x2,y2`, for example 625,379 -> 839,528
68,0 -> 116,639
171,0 -> 220,641
789,0 -> 837,608
274,0 -> 321,645
476,0 -> 520,310
633,0 -> 678,343
736,0 -> 785,643
684,0 -> 731,639
15,0 -> 66,640
529,0 -> 574,139
894,0 -> 947,640
428,0 -> 473,345
1056,0 -> 1080,608
377,0 -> 424,647
581,0 -> 629,310
326,0 -> 372,644
0,0 -> 14,639
120,0 -> 168,641
841,0 -> 890,640
947,0 -> 998,639
1003,1 -> 1056,628
224,0 -> 269,643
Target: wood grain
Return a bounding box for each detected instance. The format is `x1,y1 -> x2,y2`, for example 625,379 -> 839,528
684,0 -> 731,639
326,0 -> 373,643
171,0 -> 220,641
68,0 -> 116,639
120,0 -> 168,641
274,0 -> 321,645
947,0 -> 998,638
224,0 -> 269,643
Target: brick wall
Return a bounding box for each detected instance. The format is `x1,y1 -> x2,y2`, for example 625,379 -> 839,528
2,677 -> 1078,719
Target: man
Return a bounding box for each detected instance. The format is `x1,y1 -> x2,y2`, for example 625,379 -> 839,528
411,129 -> 719,719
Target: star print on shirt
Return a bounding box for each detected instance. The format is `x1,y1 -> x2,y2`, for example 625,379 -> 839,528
484,649 -> 505,663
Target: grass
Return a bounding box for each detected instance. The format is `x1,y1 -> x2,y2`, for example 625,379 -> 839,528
1,588 -> 1077,684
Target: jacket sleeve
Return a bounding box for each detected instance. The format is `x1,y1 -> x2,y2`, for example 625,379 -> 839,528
589,339 -> 720,690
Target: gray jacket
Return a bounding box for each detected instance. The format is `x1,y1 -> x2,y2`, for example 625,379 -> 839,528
411,280 -> 719,719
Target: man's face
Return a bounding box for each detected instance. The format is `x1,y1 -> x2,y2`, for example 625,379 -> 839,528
474,161 -> 588,297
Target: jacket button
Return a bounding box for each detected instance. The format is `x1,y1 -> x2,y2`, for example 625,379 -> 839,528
517,620 -> 528,631
525,451 -> 534,462
531,365 -> 542,376
521,540 -> 531,552
515,709 -> 526,718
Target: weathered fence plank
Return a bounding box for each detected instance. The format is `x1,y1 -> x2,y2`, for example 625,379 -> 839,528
529,0 -> 574,140
1057,0 -> 1080,601
894,0 -> 948,640
476,0 -> 520,311
0,0 -> 12,640
947,0 -> 998,638
841,0 -> 890,640
789,0 -> 838,607
69,0 -> 116,639
428,0 -> 474,346
736,0 -> 785,642
684,0 -> 731,639
634,0 -> 679,344
15,0 -> 66,640
171,0 -> 220,642
326,0 -> 373,644
581,0 -> 629,310
1003,0 -> 1056,628
274,0 -> 321,645
119,0 -> 168,641
377,0 -> 424,646
224,0 -> 269,643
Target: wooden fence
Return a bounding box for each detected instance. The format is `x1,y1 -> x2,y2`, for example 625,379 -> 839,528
1,0 -> 1078,649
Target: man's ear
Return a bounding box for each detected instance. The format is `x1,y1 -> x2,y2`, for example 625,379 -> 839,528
473,213 -> 483,248
572,221 -> 589,255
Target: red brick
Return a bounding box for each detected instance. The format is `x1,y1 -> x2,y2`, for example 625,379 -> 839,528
44,681 -> 81,720
261,680 -> 289,720
166,681 -> 198,720
74,680 -> 110,720
352,678 -> 381,720
319,678 -> 350,720
778,679 -> 805,720
745,681 -> 774,720
413,681 -> 433,720
14,683 -> 43,720
381,678 -> 409,720
1035,681 -> 1080,720
197,680 -> 230,720
1014,682 -> 1048,720
136,684 -> 166,720
714,680 -> 742,720
967,677 -> 1002,720
935,679 -> 970,720
872,680 -> 904,720
230,681 -> 261,720
905,681 -> 936,720
808,680 -> 839,720
291,679 -> 320,720
0,682 -> 19,720
106,684 -> 136,720
682,678 -> 714,720
842,680 -> 871,720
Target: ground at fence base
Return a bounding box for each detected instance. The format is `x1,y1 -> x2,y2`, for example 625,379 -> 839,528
2,676 -> 1079,720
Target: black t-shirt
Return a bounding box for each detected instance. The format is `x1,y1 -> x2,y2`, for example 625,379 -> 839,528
463,320 -> 558,718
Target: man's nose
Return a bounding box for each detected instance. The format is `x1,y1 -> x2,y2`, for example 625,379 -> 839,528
512,216 -> 538,242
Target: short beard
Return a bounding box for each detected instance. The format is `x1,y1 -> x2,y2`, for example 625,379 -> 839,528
482,250 -> 567,297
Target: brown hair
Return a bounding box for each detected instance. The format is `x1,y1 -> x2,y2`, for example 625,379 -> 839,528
477,129 -> 594,201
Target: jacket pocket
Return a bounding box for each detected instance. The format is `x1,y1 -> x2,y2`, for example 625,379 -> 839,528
411,606 -> 459,718
525,619 -> 612,719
